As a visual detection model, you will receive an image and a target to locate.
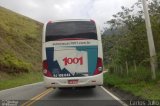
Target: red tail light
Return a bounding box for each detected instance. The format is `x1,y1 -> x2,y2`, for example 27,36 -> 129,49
43,60 -> 48,69
43,60 -> 52,77
97,58 -> 102,67
94,58 -> 103,75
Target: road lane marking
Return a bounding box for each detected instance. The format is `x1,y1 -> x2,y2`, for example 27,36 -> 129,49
22,88 -> 53,106
26,88 -> 53,106
21,88 -> 53,106
21,88 -> 52,106
101,86 -> 128,106
22,88 -> 51,105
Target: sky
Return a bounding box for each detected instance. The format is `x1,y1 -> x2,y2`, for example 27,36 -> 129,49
0,0 -> 138,30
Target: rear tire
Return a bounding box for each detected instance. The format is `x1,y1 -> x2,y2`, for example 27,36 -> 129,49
58,87 -> 71,90
86,86 -> 96,89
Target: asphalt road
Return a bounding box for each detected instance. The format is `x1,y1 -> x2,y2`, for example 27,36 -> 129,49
0,82 -> 127,106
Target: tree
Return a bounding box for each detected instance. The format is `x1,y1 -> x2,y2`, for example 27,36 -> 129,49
102,0 -> 160,74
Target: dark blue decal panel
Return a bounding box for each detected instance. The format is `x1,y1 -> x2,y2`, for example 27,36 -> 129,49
75,46 -> 98,75
46,48 -> 73,77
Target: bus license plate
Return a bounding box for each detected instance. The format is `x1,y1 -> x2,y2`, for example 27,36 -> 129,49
68,80 -> 78,84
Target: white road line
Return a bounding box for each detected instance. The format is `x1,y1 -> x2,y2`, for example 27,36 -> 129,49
101,86 -> 128,106
0,82 -> 43,93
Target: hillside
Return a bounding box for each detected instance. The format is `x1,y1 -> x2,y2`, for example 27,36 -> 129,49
0,6 -> 43,73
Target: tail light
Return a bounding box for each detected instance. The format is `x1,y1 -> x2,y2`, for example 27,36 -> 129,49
94,58 -> 103,75
43,60 -> 52,77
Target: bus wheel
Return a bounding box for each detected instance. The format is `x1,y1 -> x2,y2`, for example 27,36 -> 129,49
58,87 -> 69,90
86,86 -> 96,89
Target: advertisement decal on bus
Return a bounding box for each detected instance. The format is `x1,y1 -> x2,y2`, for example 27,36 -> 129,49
45,44 -> 98,77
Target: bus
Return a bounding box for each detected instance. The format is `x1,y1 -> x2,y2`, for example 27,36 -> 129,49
42,19 -> 103,88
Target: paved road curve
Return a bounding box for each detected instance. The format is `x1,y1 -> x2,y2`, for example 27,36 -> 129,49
0,82 -> 127,106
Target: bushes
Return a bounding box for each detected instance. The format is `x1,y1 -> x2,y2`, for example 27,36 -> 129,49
108,66 -> 153,83
0,54 -> 31,73
128,66 -> 151,82
104,67 -> 160,100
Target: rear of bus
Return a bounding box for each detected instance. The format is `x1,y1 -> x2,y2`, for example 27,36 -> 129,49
42,19 -> 103,88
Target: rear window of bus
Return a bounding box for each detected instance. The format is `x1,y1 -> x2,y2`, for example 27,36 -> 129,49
45,21 -> 97,42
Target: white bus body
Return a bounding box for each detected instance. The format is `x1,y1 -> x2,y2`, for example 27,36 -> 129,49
42,19 -> 103,88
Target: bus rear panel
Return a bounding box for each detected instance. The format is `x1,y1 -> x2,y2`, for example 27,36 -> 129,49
42,19 -> 103,88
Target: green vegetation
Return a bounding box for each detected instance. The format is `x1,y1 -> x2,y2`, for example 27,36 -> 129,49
0,71 -> 43,90
103,0 -> 160,100
0,6 -> 42,73
103,0 -> 160,69
104,69 -> 160,100
0,7 -> 43,90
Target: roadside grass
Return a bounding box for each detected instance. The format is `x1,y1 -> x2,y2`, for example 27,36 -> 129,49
104,67 -> 160,100
0,71 -> 43,90
0,7 -> 42,74
0,7 -> 43,91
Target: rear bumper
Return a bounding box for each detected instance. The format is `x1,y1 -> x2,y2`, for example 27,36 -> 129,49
43,73 -> 103,88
